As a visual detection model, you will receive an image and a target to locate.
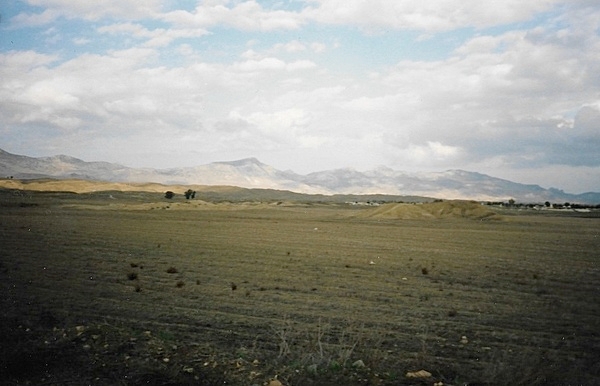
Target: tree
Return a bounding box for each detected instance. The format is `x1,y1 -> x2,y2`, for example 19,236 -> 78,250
165,191 -> 175,199
184,189 -> 196,199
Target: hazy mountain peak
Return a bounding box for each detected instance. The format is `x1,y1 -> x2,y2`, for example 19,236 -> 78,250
215,157 -> 265,167
47,154 -> 84,163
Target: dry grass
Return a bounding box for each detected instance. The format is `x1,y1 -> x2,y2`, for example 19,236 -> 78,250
1,188 -> 599,385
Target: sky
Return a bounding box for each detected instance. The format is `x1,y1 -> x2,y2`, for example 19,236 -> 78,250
1,0 -> 599,193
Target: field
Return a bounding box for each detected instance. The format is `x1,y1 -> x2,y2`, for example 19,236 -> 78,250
1,186 -> 599,385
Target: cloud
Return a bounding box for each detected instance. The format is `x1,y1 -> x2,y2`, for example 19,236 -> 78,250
389,141 -> 463,168
303,0 -> 561,31
72,37 -> 91,45
162,1 -> 305,31
233,57 -> 286,72
10,8 -> 61,27
273,40 -> 307,53
575,103 -> 600,135
17,0 -> 162,23
97,22 -> 209,47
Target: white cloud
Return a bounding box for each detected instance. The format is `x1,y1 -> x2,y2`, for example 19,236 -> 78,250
340,94 -> 404,112
20,0 -> 162,22
234,57 -> 286,72
97,23 -> 209,47
237,108 -> 311,139
392,141 -> 462,168
0,50 -> 58,73
273,40 -> 307,53
72,37 -> 91,45
286,60 -> 317,71
162,1 -> 305,31
11,8 -> 60,27
310,42 -> 327,53
303,0 -> 561,31
231,57 -> 316,72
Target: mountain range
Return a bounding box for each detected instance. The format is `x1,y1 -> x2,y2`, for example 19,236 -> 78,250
1,148 -> 598,204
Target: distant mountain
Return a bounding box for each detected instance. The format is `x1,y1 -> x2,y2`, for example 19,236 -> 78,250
1,148 -> 598,204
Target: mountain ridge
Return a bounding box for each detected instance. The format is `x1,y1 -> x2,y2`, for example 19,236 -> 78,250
0,148 -> 598,204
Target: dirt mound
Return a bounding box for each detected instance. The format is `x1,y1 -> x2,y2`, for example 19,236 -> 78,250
362,200 -> 501,220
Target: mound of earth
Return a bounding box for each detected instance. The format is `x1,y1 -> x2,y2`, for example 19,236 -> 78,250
362,200 -> 501,220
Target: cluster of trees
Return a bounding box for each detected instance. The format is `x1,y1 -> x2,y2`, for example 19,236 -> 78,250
164,189 -> 196,200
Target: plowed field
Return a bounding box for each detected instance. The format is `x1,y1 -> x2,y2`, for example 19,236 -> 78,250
1,189 -> 599,385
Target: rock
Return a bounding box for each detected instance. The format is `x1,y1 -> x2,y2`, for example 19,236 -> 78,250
306,364 -> 318,374
352,359 -> 366,368
268,380 -> 283,386
406,369 -> 432,378
460,335 -> 468,344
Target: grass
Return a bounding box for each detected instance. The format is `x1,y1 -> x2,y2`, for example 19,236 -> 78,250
1,189 -> 599,385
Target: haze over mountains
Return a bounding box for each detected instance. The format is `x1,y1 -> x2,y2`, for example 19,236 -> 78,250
1,148 -> 598,204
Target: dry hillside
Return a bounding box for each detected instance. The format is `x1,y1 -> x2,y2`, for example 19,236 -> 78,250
0,178 -> 238,194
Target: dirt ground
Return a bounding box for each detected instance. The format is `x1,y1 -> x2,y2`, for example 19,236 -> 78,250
1,187 -> 599,385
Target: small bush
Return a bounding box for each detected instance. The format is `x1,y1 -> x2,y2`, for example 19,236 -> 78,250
176,281 -> 185,288
421,267 -> 429,275
127,272 -> 138,280
166,267 -> 178,274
